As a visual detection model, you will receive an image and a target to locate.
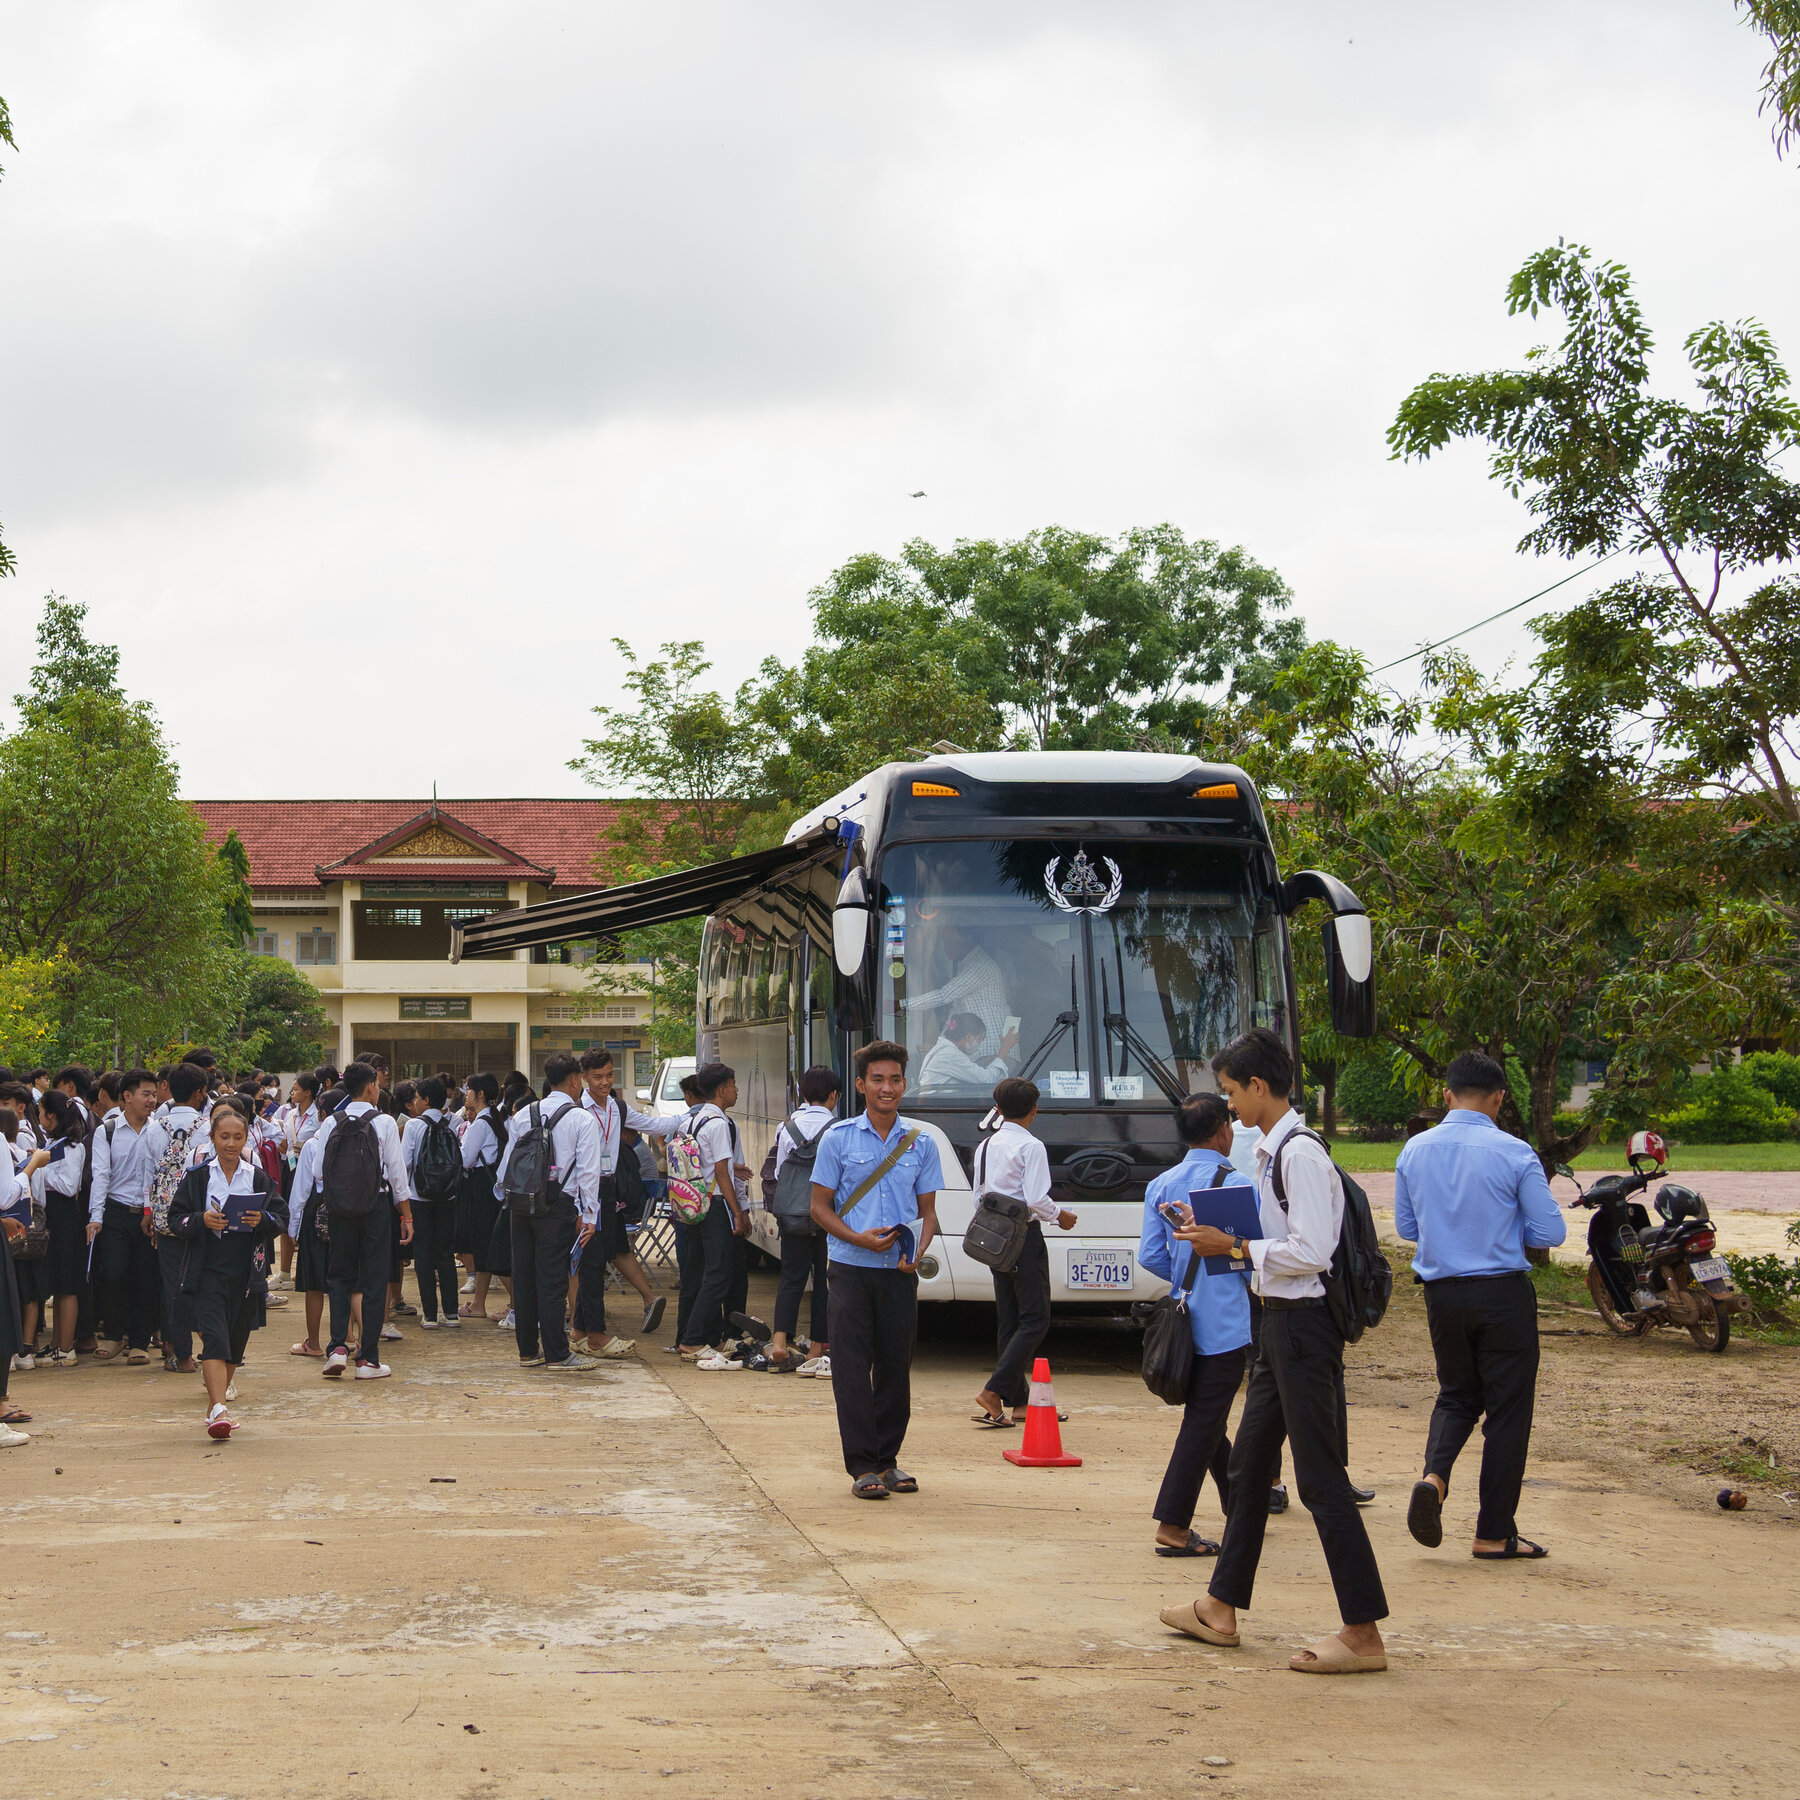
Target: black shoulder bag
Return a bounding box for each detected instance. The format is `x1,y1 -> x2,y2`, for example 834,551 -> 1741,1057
961,1138 -> 1034,1275
1140,1164 -> 1232,1405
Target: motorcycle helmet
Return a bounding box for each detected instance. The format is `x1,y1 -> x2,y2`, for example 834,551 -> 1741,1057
1653,1183 -> 1708,1224
1627,1129 -> 1668,1171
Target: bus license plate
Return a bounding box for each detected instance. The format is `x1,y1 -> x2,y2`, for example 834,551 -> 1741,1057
1689,1257 -> 1728,1282
1067,1248 -> 1133,1291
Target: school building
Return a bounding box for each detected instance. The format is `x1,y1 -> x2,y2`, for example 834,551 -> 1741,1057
190,800 -> 658,1091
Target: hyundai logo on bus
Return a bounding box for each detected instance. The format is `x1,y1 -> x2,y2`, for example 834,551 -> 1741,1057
1065,1149 -> 1133,1192
1045,848 -> 1123,915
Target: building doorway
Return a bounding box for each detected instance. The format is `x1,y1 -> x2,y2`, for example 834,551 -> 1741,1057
355,1030 -> 519,1083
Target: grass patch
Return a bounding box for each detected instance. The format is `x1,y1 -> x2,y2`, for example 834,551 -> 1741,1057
1528,1260 -> 1591,1308
1718,1441 -> 1784,1485
1319,1138 -> 1800,1174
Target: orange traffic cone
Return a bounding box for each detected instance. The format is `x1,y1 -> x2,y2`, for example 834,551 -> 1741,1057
1003,1357 -> 1082,1468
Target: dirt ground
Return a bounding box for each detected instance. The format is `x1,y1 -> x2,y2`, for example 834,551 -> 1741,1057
4,1202 -> 1799,1800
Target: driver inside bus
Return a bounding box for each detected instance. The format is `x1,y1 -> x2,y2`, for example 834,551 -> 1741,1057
917,1012 -> 1020,1095
903,921 -> 1011,1061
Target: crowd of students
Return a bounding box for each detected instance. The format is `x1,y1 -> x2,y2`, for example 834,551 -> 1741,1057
2,1030 -> 1567,1681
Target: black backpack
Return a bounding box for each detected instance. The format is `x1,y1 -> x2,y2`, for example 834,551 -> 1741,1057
768,1113 -> 832,1236
500,1101 -> 562,1218
1269,1126 -> 1393,1342
607,1096 -> 650,1225
413,1115 -> 462,1202
321,1108 -> 386,1217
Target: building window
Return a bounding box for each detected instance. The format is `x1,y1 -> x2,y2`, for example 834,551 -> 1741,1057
442,907 -> 491,924
248,932 -> 280,957
297,931 -> 337,965
365,905 -> 423,927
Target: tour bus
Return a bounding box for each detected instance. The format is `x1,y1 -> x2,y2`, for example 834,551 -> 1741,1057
452,749 -> 1375,1313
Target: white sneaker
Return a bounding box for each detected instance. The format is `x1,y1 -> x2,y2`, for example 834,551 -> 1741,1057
460,1276 -> 476,1294
265,1291 -> 289,1307
0,1423 -> 27,1447
224,1379 -> 238,1402
322,1349 -> 349,1379
9,1354 -> 31,1372
797,1354 -> 830,1378
440,1312 -> 461,1328
419,1316 -> 441,1330
379,1323 -> 403,1342
544,1353 -> 599,1373
49,1349 -> 77,1368
498,1309 -> 516,1330
354,1361 -> 392,1380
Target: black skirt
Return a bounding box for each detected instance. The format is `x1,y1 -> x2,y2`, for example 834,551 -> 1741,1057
0,1222 -> 23,1361
463,1165 -> 508,1276
294,1194 -> 330,1293
8,1244 -> 52,1312
192,1229 -> 260,1364
45,1190 -> 90,1297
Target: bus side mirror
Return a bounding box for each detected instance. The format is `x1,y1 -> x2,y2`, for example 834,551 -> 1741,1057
1322,912 -> 1375,1038
833,867 -> 872,977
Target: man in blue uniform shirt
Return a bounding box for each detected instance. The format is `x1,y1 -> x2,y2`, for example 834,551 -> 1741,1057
811,1040 -> 941,1501
1395,1050 -> 1567,1560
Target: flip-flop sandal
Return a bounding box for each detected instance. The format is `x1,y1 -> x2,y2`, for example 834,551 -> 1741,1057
727,1311 -> 773,1344
1011,1411 -> 1069,1425
1158,1602 -> 1239,1646
290,1342 -> 325,1357
0,1408 -> 30,1425
881,1467 -> 918,1493
852,1473 -> 889,1500
972,1412 -> 1016,1429
1154,1530 -> 1221,1558
1474,1535 -> 1548,1560
1407,1480 -> 1444,1548
1290,1636 -> 1387,1674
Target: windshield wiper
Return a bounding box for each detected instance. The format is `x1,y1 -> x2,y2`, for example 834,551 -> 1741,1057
1017,956 -> 1082,1083
1099,942 -> 1185,1105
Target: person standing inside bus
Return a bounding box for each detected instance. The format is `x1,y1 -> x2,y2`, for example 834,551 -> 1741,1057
1159,1027 -> 1389,1674
810,1041 -> 941,1501
970,1077 -> 1076,1428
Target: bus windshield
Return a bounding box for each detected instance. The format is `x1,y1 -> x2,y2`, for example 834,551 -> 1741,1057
878,838 -> 1286,1106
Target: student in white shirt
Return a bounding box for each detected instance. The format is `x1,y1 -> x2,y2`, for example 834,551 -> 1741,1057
286,1087 -> 342,1359
766,1065 -> 841,1375
916,1012 -> 1015,1096
25,1089 -> 89,1366
402,1076 -> 464,1328
495,1052 -> 602,1372
1160,1028 -> 1389,1675
87,1068 -> 163,1364
457,1073 -> 512,1324
970,1077 -> 1078,1427
273,1073 -> 322,1293
674,1063 -> 751,1361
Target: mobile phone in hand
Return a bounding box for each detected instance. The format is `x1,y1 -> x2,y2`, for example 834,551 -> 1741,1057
1158,1200 -> 1192,1227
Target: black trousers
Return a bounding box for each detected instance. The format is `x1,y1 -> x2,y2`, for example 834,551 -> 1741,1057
672,1220 -> 699,1343
96,1202 -> 160,1349
1423,1271 -> 1540,1543
326,1209 -> 392,1361
828,1262 -> 917,1478
1209,1304 -> 1388,1624
774,1229 -> 829,1342
511,1197 -> 579,1364
1155,1344 -> 1249,1529
410,1198 -> 459,1322
157,1235 -> 195,1364
681,1198 -> 737,1347
572,1223 -> 612,1336
987,1223 -> 1052,1409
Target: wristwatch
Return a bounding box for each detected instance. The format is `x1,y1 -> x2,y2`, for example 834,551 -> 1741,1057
1230,1235 -> 1247,1259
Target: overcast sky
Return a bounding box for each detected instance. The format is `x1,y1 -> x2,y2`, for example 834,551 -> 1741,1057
0,2 -> 1790,798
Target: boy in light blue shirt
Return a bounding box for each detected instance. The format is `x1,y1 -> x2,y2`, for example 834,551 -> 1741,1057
1138,1094 -> 1254,1557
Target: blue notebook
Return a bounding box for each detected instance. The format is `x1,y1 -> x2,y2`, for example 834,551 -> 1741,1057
1187,1179 -> 1264,1277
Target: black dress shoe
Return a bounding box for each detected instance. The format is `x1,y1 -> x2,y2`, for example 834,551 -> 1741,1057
1350,1483 -> 1376,1505
1267,1484 -> 1288,1514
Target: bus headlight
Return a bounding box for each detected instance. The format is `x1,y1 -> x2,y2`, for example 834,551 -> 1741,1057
916,1253 -> 940,1280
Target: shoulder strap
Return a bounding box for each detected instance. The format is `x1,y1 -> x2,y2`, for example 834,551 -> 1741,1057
838,1127 -> 922,1222
1210,1163 -> 1232,1188
106,1119 -> 118,1146
977,1137 -> 989,1189
1269,1124 -> 1330,1212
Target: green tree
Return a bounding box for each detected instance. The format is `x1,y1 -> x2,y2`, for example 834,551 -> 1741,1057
789,525 -> 1296,754
1388,245 -> 1800,885
234,955 -> 332,1072
1208,642 -> 1792,1169
1740,0 -> 1800,157
0,598 -> 243,1063
0,93 -> 14,580
216,829 -> 256,944
16,596 -> 122,716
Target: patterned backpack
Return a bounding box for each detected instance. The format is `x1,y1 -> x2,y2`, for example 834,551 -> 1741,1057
664,1106 -> 717,1225
148,1125 -> 197,1235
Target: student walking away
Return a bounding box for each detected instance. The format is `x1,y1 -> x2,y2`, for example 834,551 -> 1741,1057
387,1077 -> 421,1321
669,1064 -> 754,1363
286,1087 -> 344,1359
1138,1094 -> 1254,1558
86,1069 -> 165,1365
273,1072 -> 321,1289
1159,1028 -> 1390,1674
577,1050 -> 679,1348
762,1065 -> 840,1375
314,1062 -> 414,1380
498,1052 -> 602,1372
810,1041 -> 941,1501
969,1077 -> 1077,1427
666,1074 -> 704,1349
458,1074 -> 513,1325
24,1090 -> 88,1367
167,1106 -> 285,1439
402,1078 -> 464,1330
1397,1051 -> 1567,1561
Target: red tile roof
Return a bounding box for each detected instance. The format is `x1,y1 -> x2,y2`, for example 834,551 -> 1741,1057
190,799 -> 638,893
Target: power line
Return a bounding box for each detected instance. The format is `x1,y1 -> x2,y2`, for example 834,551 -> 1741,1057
1368,549 -> 1626,675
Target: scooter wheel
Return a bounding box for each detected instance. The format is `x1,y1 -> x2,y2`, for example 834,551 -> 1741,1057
1587,1261 -> 1649,1336
1686,1290 -> 1730,1353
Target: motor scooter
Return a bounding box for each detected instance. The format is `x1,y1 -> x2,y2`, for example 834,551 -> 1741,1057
1554,1132 -> 1750,1353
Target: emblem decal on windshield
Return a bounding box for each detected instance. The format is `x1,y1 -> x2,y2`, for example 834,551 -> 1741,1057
1045,848 -> 1123,916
